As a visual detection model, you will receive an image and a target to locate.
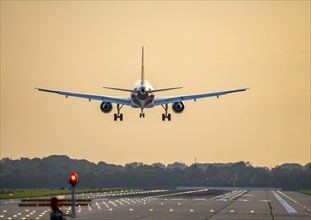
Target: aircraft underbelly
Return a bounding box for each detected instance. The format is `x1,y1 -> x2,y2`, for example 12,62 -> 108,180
131,100 -> 154,108
131,93 -> 155,108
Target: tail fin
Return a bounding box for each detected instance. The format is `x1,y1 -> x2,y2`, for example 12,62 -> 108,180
141,46 -> 145,85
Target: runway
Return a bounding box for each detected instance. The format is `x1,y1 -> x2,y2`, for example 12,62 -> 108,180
1,189 -> 310,219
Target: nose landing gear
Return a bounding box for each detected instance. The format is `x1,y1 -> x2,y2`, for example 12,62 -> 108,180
140,108 -> 145,118
161,104 -> 171,121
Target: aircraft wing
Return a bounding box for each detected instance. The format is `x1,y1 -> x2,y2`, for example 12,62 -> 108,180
36,88 -> 131,106
154,88 -> 249,106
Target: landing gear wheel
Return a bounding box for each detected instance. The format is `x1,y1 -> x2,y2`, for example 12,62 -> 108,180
114,104 -> 124,121
161,104 -> 171,121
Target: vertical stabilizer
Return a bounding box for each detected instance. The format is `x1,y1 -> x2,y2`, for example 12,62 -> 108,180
141,46 -> 145,85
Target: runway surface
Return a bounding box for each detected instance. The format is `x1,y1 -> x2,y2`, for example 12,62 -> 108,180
1,189 -> 310,219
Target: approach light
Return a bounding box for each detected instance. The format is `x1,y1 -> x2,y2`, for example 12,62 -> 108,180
69,172 -> 78,186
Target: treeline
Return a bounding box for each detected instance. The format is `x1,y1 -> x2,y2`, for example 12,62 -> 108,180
0,155 -> 310,190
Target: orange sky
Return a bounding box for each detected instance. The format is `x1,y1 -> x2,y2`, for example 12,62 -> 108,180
1,1 -> 310,167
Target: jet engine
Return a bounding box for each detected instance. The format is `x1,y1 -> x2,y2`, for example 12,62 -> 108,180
100,102 -> 113,113
172,102 -> 185,113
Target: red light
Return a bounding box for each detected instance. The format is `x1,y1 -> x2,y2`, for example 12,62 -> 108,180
69,172 -> 78,186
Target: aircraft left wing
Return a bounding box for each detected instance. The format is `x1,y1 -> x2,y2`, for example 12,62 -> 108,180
154,88 -> 249,106
36,88 -> 131,106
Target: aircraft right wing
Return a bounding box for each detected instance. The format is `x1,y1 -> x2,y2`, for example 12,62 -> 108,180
154,88 -> 249,106
36,88 -> 131,106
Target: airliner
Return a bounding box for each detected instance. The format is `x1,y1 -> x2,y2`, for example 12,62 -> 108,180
37,47 -> 248,121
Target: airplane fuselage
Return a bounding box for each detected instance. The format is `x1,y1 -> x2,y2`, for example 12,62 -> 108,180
130,81 -> 155,108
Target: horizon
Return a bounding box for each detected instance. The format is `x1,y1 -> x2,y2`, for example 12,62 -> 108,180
1,154 -> 309,168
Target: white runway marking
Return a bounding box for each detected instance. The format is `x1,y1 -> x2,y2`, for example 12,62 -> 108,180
242,194 -> 253,196
260,200 -> 271,202
237,199 -> 249,202
272,191 -> 297,214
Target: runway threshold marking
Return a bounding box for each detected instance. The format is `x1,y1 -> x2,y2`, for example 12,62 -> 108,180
272,191 -> 297,214
211,190 -> 247,201
153,189 -> 208,198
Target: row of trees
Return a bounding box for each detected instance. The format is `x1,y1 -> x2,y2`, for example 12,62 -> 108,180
1,155 -> 310,190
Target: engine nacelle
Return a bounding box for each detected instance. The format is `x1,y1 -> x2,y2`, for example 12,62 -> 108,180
100,102 -> 113,113
172,102 -> 185,113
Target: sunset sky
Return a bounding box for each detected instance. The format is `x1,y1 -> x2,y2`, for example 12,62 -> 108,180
1,1 -> 310,167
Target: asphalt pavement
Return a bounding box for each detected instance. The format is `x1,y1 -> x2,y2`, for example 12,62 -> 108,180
0,189 -> 310,220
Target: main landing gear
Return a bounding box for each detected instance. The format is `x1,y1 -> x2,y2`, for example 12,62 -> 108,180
114,104 -> 124,121
161,104 -> 171,121
140,108 -> 145,118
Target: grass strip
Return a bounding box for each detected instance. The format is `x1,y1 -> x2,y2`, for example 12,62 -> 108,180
298,190 -> 311,196
0,188 -> 126,199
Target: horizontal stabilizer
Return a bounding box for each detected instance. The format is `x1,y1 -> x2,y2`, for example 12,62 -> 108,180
150,87 -> 183,93
103,86 -> 136,93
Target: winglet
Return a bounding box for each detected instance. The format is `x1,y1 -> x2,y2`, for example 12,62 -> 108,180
141,46 -> 145,86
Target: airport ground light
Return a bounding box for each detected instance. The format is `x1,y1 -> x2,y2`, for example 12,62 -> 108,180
19,172 -> 91,220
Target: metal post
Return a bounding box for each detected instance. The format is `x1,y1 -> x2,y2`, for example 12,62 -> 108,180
71,185 -> 76,218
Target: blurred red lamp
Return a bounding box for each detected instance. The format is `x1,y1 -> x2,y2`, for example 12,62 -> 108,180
69,172 -> 78,186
